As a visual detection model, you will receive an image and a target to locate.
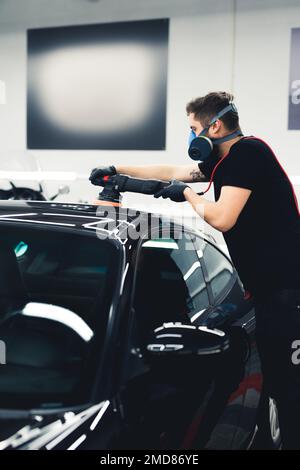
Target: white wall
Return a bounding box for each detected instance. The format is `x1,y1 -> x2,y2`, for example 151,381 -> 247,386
235,0 -> 300,174
0,0 -> 299,243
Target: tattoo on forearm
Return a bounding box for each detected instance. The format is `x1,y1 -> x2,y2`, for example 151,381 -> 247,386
190,169 -> 205,182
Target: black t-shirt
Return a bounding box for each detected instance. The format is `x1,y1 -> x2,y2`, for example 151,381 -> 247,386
199,137 -> 300,298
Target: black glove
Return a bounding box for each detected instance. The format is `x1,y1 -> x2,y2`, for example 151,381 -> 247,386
154,180 -> 190,203
89,165 -> 117,186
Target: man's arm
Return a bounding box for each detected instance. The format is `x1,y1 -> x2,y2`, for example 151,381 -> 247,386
174,165 -> 208,182
115,164 -> 207,182
184,185 -> 252,232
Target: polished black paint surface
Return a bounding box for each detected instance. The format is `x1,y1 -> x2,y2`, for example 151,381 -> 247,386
0,201 -> 276,450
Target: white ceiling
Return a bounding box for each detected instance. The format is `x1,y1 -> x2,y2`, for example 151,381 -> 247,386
0,0 -> 299,29
0,0 -> 220,28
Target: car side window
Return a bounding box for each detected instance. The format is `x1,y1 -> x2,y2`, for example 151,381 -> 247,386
197,240 -> 234,302
133,233 -> 210,336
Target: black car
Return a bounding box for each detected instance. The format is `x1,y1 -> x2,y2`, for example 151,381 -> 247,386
0,200 -> 280,450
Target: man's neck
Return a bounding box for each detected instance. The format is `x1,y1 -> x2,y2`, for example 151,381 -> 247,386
218,135 -> 243,158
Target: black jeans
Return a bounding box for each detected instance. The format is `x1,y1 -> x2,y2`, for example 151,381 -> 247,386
255,288 -> 300,450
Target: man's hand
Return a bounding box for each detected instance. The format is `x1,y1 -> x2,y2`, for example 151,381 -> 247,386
89,165 -> 117,185
154,180 -> 190,203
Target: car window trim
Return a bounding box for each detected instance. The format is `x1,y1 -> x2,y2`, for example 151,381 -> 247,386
189,232 -> 239,307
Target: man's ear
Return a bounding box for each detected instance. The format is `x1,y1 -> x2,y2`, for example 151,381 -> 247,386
210,120 -> 222,136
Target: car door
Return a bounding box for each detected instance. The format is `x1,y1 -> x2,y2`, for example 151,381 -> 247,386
116,228 -> 256,449
191,235 -> 262,449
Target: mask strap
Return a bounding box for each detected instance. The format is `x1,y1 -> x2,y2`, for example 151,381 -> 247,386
212,129 -> 243,145
208,103 -> 238,126
200,102 -> 239,137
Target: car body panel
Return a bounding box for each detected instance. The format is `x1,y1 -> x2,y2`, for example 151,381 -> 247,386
0,201 -> 264,450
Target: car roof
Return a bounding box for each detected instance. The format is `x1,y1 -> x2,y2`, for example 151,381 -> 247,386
0,200 -> 153,228
0,200 -> 214,247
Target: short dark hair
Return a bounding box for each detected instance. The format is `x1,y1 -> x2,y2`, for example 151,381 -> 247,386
186,91 -> 240,131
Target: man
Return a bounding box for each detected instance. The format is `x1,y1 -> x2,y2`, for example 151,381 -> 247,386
90,91 -> 300,449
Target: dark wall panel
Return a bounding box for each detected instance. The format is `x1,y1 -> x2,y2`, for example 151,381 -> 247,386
27,19 -> 169,150
288,28 -> 300,130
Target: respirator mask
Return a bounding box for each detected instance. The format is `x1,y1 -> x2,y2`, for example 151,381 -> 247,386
188,102 -> 243,162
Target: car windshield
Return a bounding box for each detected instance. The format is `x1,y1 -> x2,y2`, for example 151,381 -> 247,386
0,224 -> 120,409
